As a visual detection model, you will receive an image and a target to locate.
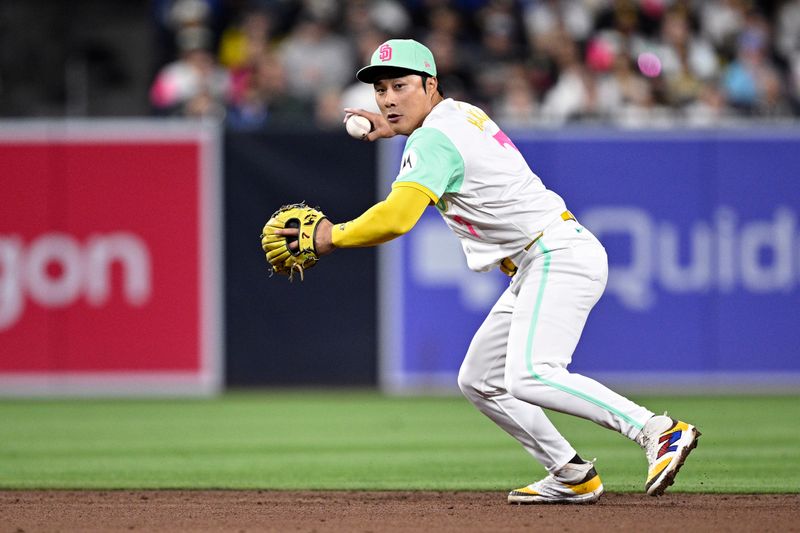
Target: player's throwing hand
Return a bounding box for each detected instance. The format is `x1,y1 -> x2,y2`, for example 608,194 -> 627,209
343,108 -> 395,142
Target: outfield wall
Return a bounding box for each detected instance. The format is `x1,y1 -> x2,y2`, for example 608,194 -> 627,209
2,122 -> 799,395
379,128 -> 800,394
0,124 -> 379,395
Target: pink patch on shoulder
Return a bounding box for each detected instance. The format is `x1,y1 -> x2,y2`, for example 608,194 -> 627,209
492,129 -> 518,151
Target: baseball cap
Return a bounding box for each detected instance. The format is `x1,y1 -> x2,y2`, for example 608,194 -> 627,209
356,39 -> 437,83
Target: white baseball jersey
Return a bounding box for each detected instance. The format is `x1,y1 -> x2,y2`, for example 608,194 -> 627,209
392,98 -> 567,272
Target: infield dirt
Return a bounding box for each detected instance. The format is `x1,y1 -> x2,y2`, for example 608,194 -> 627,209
2,491 -> 798,532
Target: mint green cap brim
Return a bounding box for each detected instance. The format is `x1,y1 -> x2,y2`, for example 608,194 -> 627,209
356,39 -> 437,83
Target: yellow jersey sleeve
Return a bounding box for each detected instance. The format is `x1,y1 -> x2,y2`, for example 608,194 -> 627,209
331,186 -> 430,248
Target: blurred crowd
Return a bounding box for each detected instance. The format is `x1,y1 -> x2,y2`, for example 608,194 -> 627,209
149,0 -> 800,129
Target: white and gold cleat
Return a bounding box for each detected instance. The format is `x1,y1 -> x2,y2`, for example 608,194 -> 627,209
508,463 -> 604,504
637,415 -> 701,496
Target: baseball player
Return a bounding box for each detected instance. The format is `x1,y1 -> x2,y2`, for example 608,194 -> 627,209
270,39 -> 701,503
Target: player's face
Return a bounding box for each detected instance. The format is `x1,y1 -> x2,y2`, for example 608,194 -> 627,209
373,75 -> 437,135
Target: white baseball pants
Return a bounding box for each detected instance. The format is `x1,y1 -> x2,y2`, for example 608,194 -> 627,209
457,218 -> 653,474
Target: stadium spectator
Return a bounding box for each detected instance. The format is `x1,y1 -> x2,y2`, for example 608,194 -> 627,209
775,0 -> 800,111
149,26 -> 231,118
655,7 -> 718,108
339,30 -> 387,113
721,10 -> 783,114
699,0 -> 747,54
226,51 -> 309,129
539,34 -> 592,124
278,9 -> 354,103
492,62 -> 539,127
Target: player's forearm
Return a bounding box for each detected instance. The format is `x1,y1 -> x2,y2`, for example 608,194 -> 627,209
331,186 -> 430,248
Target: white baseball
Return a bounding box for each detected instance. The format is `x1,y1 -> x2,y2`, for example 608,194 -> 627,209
345,115 -> 372,140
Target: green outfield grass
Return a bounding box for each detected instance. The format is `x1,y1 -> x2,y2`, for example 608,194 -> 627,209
0,392 -> 797,492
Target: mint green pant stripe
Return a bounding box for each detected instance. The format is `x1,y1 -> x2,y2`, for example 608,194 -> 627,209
524,240 -> 643,430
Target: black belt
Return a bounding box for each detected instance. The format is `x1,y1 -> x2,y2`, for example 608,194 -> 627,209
499,210 -> 577,277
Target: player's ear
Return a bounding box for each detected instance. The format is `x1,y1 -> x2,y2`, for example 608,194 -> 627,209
427,76 -> 438,95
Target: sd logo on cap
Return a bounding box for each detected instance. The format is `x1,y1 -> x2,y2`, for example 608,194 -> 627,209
356,39 -> 437,83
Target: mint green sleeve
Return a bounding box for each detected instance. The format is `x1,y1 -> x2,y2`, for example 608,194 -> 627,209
394,127 -> 464,201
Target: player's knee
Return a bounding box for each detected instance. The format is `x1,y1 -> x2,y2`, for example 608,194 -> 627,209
459,360 -> 497,403
457,364 -> 480,402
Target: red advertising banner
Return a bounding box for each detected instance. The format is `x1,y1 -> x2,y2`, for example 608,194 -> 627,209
0,121 -> 222,395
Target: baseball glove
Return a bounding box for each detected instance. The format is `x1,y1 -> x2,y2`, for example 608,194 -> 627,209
261,202 -> 327,280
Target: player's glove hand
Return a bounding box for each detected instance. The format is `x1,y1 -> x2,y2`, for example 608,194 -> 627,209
261,203 -> 327,280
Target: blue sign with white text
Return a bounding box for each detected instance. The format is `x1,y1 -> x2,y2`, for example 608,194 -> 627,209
378,130 -> 800,391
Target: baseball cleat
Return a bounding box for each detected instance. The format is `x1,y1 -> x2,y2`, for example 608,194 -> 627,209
637,415 -> 701,496
508,464 -> 604,504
